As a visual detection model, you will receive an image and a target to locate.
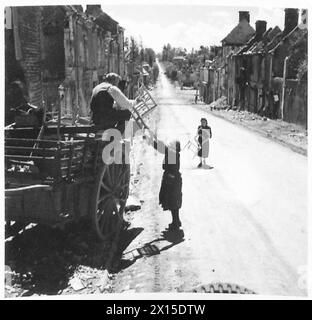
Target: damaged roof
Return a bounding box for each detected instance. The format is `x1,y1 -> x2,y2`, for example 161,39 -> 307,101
235,25 -> 282,55
269,25 -> 307,54
85,5 -> 122,34
222,20 -> 255,46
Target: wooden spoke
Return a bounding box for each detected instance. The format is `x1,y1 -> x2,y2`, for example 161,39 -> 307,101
119,182 -> 130,190
97,193 -> 110,205
99,202 -> 112,232
105,165 -> 112,186
92,160 -> 130,241
101,181 -> 111,192
115,165 -> 126,182
110,163 -> 115,186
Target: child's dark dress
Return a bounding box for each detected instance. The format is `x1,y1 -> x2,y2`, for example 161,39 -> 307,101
153,141 -> 182,211
197,125 -> 212,158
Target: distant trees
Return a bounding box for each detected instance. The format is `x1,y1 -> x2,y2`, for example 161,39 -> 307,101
161,44 -> 186,62
123,36 -> 141,65
124,37 -> 157,66
124,36 -> 159,87
161,43 -> 218,65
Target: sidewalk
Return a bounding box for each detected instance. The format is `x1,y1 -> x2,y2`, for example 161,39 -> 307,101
190,95 -> 307,156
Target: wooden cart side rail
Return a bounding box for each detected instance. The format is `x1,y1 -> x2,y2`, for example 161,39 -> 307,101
5,154 -> 56,161
5,146 -> 84,153
5,154 -> 85,163
5,138 -> 65,144
5,146 -> 85,159
5,125 -> 97,135
5,138 -> 87,145
5,184 -> 52,194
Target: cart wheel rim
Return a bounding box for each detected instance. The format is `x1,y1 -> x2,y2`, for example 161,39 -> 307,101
93,162 -> 130,241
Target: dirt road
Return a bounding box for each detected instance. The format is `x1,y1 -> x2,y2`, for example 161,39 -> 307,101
112,63 -> 308,296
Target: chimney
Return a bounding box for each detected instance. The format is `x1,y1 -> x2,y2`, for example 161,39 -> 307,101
239,11 -> 250,23
86,5 -> 102,15
255,20 -> 267,37
284,8 -> 299,34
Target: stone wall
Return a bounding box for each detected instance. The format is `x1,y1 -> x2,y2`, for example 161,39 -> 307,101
6,5 -> 126,122
8,7 -> 44,107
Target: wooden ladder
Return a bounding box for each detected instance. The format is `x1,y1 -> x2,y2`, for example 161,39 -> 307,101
130,85 -> 157,130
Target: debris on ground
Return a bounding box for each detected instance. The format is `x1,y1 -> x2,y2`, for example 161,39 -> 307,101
5,220 -> 113,297
211,109 -> 307,155
125,195 -> 142,212
190,98 -> 307,156
69,277 -> 85,291
209,96 -> 228,110
180,89 -> 307,155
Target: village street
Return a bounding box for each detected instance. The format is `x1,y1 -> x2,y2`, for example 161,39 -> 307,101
4,5 -> 309,301
112,62 -> 308,296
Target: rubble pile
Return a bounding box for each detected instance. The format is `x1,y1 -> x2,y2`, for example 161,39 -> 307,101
209,96 -> 228,110
207,105 -> 307,155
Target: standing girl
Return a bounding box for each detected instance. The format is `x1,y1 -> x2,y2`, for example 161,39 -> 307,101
195,118 -> 212,168
145,130 -> 182,230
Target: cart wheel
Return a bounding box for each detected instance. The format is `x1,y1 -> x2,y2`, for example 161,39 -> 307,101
92,161 -> 130,241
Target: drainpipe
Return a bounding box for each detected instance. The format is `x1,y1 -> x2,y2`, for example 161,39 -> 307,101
268,54 -> 273,88
281,56 -> 289,121
266,53 -> 273,116
233,56 -> 236,107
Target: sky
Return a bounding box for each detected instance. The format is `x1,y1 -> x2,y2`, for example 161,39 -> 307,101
101,5 -> 286,53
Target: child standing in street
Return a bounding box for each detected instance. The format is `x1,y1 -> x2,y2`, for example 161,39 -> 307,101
195,118 -> 212,168
144,130 -> 182,230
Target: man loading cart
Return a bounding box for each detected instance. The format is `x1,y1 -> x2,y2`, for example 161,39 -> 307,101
90,73 -> 140,134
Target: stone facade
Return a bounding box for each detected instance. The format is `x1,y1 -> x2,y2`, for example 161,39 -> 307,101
5,6 -> 44,111
5,5 -> 126,122
200,8 -> 308,127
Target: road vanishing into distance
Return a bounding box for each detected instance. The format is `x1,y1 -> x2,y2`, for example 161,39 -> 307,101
112,62 -> 308,296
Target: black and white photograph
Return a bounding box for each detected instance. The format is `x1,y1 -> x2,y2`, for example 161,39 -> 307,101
2,0 -> 310,301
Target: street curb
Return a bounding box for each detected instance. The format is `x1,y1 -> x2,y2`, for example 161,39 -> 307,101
193,104 -> 307,157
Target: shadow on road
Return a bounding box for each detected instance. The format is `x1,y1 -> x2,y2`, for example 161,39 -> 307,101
115,228 -> 185,273
5,219 -> 111,296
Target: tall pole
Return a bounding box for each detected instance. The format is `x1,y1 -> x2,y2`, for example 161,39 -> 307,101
281,56 -> 289,121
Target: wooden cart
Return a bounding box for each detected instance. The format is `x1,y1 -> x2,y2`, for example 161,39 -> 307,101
5,85 -> 157,241
5,124 -> 131,241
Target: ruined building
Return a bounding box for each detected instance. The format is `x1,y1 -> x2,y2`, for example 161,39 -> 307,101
233,8 -> 307,126
200,8 -> 307,127
5,5 -> 126,124
199,11 -> 255,105
221,11 -> 255,57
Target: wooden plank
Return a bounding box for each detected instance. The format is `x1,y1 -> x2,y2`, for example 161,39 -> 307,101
5,138 -> 60,144
5,146 -> 57,152
5,125 -> 97,135
5,146 -> 57,157
5,154 -> 55,161
5,184 -> 52,193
